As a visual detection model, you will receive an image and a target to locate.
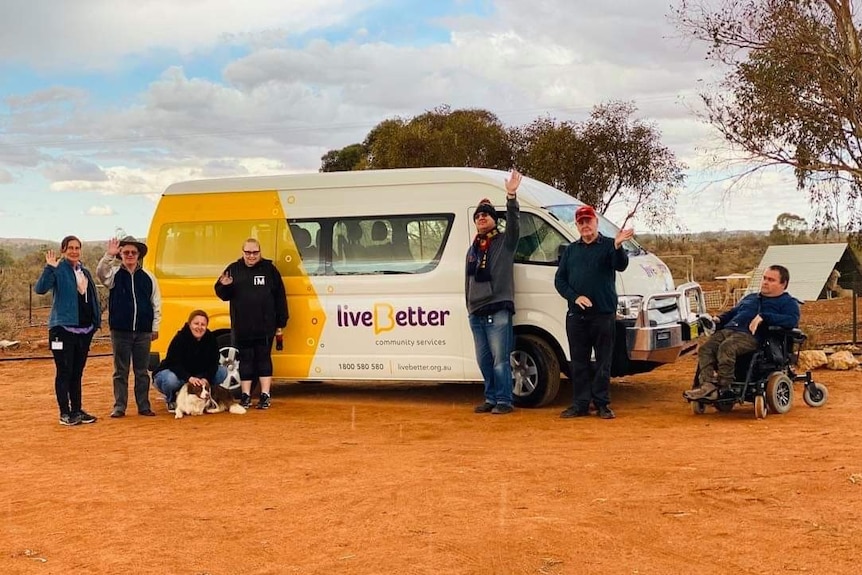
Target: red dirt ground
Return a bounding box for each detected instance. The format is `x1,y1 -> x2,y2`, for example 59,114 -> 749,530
2,299 -> 861,575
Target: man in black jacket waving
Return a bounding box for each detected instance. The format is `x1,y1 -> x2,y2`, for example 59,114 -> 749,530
215,238 -> 288,410
554,206 -> 633,420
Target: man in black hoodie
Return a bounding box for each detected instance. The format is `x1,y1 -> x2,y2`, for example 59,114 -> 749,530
214,238 -> 288,410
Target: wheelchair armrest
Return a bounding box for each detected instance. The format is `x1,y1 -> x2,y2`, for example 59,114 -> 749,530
765,325 -> 804,340
763,325 -> 808,346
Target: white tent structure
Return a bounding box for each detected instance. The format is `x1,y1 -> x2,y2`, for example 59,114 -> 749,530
747,243 -> 858,301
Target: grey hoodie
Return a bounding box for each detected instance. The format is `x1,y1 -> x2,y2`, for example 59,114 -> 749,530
464,197 -> 520,314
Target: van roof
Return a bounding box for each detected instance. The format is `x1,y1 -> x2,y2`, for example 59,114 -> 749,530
163,167 -> 581,209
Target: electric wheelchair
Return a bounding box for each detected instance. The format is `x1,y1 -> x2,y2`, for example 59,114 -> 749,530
685,324 -> 828,418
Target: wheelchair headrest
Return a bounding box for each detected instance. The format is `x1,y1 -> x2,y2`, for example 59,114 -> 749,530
292,227 -> 312,249
371,220 -> 388,242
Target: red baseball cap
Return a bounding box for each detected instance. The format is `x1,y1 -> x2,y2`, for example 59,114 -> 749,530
575,205 -> 596,223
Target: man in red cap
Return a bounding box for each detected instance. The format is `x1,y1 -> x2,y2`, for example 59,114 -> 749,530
554,205 -> 633,419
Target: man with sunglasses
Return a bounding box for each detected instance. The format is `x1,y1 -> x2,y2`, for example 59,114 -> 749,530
466,169 -> 522,415
97,235 -> 161,418
215,238 -> 288,410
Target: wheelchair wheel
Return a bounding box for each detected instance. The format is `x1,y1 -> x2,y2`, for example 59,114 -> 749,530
803,382 -> 829,408
754,395 -> 768,419
714,402 -> 734,413
765,372 -> 793,414
690,400 -> 706,415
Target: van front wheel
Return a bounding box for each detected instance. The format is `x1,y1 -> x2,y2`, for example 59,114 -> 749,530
511,335 -> 561,408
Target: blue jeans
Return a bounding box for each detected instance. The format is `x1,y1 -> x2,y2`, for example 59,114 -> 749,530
153,366 -> 228,402
469,309 -> 514,406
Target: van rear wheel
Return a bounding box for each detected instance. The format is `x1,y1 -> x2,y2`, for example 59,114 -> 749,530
511,335 -> 560,408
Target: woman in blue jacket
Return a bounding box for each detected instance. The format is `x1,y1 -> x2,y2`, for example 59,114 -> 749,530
34,235 -> 101,426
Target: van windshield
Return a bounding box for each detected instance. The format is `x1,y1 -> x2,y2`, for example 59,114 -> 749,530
547,204 -> 644,255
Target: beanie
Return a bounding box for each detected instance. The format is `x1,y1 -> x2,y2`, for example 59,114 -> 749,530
473,199 -> 498,222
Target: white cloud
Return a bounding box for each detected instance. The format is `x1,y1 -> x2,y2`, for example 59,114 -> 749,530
50,157 -> 292,199
0,0 -> 380,70
85,205 -> 116,216
0,0 -> 804,236
43,158 -> 108,183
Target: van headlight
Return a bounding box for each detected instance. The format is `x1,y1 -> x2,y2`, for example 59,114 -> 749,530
617,295 -> 643,320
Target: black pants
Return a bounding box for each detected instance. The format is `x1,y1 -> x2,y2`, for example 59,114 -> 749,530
49,326 -> 95,416
566,311 -> 615,410
237,336 -> 275,380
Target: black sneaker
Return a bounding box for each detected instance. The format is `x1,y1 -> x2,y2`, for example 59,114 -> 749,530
597,405 -> 616,420
75,410 -> 97,424
474,402 -> 495,414
491,403 -> 514,415
256,393 -> 271,410
560,406 -> 590,418
59,413 -> 81,426
166,401 -> 177,413
239,393 -> 252,409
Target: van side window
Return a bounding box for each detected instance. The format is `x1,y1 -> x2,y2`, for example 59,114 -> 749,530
155,221 -> 277,278
331,214 -> 452,275
284,221 -> 322,276
498,212 -> 569,265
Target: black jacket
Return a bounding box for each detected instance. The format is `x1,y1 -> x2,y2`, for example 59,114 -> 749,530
154,324 -> 220,384
214,258 -> 288,343
554,234 -> 629,315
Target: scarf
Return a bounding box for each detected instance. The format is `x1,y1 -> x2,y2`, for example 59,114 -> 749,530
74,263 -> 89,296
467,228 -> 500,282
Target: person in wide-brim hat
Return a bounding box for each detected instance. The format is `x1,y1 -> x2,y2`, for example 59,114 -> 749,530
96,234 -> 161,418
118,236 -> 148,259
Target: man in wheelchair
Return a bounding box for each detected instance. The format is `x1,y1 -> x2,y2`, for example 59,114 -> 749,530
684,265 -> 800,402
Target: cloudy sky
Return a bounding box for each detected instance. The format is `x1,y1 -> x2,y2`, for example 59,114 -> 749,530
0,0 -> 812,241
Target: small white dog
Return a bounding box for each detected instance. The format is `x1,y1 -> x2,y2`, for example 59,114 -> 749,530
175,380 -> 247,419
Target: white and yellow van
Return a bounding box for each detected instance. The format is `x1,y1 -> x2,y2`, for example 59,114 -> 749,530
147,168 -> 707,407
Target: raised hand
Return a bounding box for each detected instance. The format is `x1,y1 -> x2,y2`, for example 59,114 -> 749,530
106,237 -> 120,257
614,227 -> 634,249
218,270 -> 233,285
505,169 -> 522,197
45,250 -> 59,267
